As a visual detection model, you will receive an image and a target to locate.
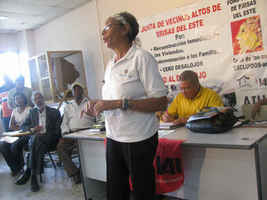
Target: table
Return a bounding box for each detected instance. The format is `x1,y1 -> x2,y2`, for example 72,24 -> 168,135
65,127 -> 267,200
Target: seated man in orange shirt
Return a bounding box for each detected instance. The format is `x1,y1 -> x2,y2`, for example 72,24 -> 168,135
162,70 -> 223,125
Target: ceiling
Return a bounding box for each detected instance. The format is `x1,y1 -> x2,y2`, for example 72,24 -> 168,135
0,0 -> 91,34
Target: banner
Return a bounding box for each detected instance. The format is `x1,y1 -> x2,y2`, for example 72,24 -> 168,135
129,138 -> 184,194
139,0 -> 267,109
154,138 -> 184,194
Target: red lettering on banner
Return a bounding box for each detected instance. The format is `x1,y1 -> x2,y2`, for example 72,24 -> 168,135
176,74 -> 180,82
163,72 -> 207,84
156,27 -> 175,38
162,76 -> 167,83
198,71 -> 207,79
169,75 -> 176,82
212,3 -> 222,12
165,15 -> 191,26
141,23 -> 156,33
176,24 -> 187,33
191,3 -> 222,18
157,20 -> 165,28
188,19 -> 204,29
192,6 -> 211,18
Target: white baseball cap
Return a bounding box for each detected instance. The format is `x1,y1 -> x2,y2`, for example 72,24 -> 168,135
71,81 -> 84,90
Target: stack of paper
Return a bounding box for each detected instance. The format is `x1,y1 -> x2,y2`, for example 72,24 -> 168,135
159,122 -> 181,130
0,136 -> 19,143
158,129 -> 176,138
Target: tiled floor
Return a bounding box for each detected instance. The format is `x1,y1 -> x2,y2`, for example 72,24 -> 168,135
0,154 -> 84,200
0,153 -> 181,200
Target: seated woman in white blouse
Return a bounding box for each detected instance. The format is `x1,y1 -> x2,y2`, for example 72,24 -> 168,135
0,92 -> 32,176
9,92 -> 31,130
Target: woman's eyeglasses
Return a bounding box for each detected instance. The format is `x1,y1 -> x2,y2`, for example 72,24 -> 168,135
102,23 -> 122,33
102,24 -> 112,33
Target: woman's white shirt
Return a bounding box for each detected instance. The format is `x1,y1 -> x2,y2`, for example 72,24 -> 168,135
11,106 -> 31,127
102,44 -> 167,143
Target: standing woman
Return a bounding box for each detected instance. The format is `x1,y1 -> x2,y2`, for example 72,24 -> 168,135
84,12 -> 168,200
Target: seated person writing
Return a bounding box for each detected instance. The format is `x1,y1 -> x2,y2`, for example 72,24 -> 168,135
0,92 -> 31,176
162,70 -> 223,125
15,91 -> 62,192
57,82 -> 95,184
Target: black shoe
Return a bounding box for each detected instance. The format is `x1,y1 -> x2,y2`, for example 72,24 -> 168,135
11,168 -> 23,177
72,173 -> 81,184
31,175 -> 40,192
15,169 -> 31,185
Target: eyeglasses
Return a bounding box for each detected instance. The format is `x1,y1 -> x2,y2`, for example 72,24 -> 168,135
102,24 -> 112,33
102,23 -> 122,33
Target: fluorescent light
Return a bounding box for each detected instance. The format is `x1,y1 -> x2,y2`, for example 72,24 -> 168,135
0,16 -> 8,20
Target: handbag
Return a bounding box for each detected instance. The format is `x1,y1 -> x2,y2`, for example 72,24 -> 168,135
185,107 -> 238,133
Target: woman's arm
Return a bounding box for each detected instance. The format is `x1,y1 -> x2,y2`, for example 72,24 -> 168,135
127,96 -> 167,113
85,96 -> 168,116
9,115 -> 19,131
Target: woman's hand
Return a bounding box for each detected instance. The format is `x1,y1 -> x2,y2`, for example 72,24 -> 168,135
81,99 -> 121,117
81,100 -> 97,117
93,100 -> 110,116
31,125 -> 43,134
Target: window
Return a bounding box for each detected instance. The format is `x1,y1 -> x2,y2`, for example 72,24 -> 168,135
0,52 -> 30,87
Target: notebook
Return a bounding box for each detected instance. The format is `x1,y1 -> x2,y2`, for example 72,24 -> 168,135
159,122 -> 182,130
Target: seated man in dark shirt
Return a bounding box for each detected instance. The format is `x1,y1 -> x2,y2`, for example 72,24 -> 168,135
15,91 -> 62,192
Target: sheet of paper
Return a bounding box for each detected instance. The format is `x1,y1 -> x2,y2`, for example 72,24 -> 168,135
3,130 -> 21,136
3,130 -> 31,137
0,136 -> 19,143
158,130 -> 176,138
73,129 -> 105,135
160,122 -> 175,126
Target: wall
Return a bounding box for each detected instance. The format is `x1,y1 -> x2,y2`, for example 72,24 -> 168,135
0,33 -> 18,53
33,0 -> 104,99
16,30 -> 34,87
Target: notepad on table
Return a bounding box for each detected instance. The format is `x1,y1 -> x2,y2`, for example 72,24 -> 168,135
159,122 -> 181,130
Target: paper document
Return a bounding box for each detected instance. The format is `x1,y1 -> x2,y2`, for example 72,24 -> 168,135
158,130 -> 176,138
159,122 -> 182,130
0,136 -> 19,143
75,129 -> 105,135
3,130 -> 31,137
